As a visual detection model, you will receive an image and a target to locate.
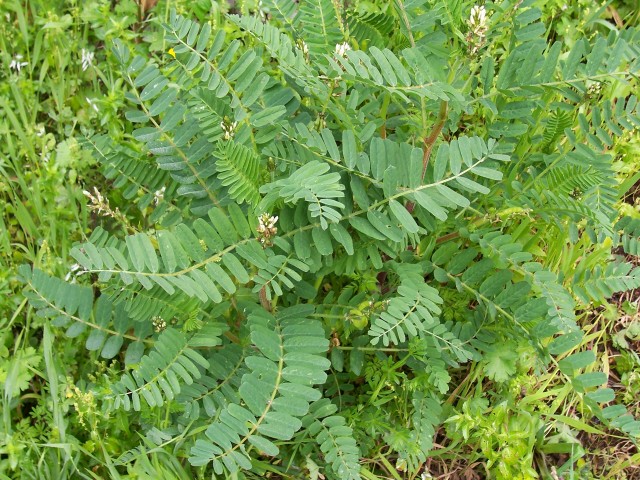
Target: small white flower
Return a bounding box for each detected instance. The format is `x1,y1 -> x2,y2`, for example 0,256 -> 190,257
257,213 -> 278,231
86,97 -> 99,113
9,54 -> 28,73
152,316 -> 167,333
220,120 -> 238,140
467,5 -> 489,54
81,49 -> 94,71
256,213 -> 278,246
587,81 -> 603,96
65,263 -> 84,282
153,186 -> 166,205
83,186 -> 126,222
83,187 -> 104,211
469,5 -> 487,29
334,42 -> 351,58
297,39 -> 309,56
257,0 -> 267,20
561,4 -> 568,11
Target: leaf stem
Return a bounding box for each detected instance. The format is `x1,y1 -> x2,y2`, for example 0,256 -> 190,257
421,100 -> 449,182
336,346 -> 410,353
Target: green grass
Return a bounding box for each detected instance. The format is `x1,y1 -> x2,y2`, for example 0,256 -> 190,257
2,1 -> 640,479
0,0 -> 156,475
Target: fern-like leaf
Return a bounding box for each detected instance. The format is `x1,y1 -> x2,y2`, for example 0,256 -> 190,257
260,161 -> 346,229
542,108 -> 573,150
369,265 -> 442,347
68,206 -> 258,302
298,0 -> 344,57
19,266 -> 148,362
189,305 -> 330,473
615,216 -> 640,256
215,140 -> 262,206
108,327 -> 217,411
304,399 -> 361,480
573,261 -> 640,304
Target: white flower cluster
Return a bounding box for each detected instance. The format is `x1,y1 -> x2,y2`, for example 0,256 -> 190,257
83,187 -> 109,213
81,49 -> 94,72
334,42 -> 351,58
469,5 -> 487,29
297,39 -> 309,59
587,80 -> 603,97
220,119 -> 238,140
152,316 -> 167,333
9,54 -> 28,73
64,263 -> 85,282
467,5 -> 489,54
83,186 -> 126,222
153,186 -> 166,206
256,213 -> 278,246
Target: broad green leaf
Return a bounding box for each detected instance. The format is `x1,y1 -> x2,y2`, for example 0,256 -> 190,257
389,200 -> 419,233
329,223 -> 354,255
252,106 -> 286,127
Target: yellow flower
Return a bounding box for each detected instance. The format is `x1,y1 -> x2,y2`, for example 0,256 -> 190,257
168,48 -> 176,58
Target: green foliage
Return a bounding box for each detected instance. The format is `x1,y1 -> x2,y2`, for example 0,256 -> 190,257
19,265 -> 151,362
0,0 -> 235,477
305,400 -> 361,480
9,0 -> 640,478
190,305 -> 330,473
109,326 -> 218,411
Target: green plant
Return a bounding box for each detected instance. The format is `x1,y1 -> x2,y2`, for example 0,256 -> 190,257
18,0 -> 640,478
0,0 -> 231,477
